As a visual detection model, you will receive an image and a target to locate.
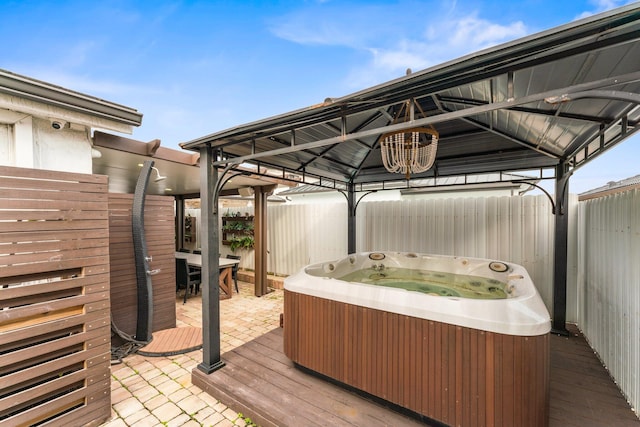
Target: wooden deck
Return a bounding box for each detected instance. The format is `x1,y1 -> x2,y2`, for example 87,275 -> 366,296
549,325 -> 639,426
193,325 -> 640,427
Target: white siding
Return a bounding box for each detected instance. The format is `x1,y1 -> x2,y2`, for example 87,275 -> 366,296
578,190 -> 640,415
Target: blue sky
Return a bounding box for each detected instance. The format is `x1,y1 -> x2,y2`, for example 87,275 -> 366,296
1,0 -> 638,194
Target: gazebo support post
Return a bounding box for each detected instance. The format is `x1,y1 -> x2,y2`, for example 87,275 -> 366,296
347,183 -> 356,254
254,186 -> 270,296
197,145 -> 225,374
552,162 -> 570,336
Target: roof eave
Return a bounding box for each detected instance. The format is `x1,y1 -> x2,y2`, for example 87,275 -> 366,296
0,69 -> 143,127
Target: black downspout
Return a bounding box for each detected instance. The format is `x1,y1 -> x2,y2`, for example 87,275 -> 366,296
552,162 -> 570,336
347,183 -> 356,254
198,145 -> 225,374
133,160 -> 155,342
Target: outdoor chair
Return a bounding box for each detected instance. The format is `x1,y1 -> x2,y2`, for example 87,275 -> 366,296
190,249 -> 202,275
226,254 -> 241,293
175,258 -> 201,304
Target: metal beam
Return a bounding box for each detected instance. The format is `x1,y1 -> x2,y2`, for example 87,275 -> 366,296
454,115 -> 562,159
438,95 -> 613,124
544,90 -> 640,106
552,91 -> 640,162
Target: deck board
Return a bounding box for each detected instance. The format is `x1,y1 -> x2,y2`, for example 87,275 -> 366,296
137,326 -> 202,356
193,324 -> 639,427
549,324 -> 639,427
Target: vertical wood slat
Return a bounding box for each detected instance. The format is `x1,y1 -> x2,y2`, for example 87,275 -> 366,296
283,290 -> 550,427
0,165 -> 111,427
108,193 -> 176,337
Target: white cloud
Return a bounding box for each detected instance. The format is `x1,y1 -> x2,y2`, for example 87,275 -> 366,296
267,4 -> 383,48
269,2 -> 530,91
446,14 -> 527,49
369,45 -> 432,73
347,14 -> 527,89
575,0 -> 628,20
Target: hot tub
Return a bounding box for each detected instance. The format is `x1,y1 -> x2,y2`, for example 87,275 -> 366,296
283,251 -> 551,427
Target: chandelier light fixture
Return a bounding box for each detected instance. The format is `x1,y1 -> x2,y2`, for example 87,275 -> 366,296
380,98 -> 438,180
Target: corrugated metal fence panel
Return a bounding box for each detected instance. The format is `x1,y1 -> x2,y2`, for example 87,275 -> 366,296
219,195 -> 579,322
216,200 -> 432,275
578,189 -> 640,416
0,165 -> 111,427
355,195 -> 575,316
306,202 -> 348,264
267,203 -> 347,275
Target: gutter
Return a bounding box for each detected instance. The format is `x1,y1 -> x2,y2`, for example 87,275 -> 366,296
0,68 -> 143,126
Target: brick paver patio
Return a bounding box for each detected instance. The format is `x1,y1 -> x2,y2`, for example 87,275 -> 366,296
103,281 -> 284,427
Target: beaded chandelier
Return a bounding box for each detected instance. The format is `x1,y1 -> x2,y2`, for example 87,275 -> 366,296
380,99 -> 438,180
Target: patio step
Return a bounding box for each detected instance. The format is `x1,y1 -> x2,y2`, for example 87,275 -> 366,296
237,270 -> 286,289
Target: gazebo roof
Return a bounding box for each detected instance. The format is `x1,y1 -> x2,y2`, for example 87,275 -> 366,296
182,4 -> 640,191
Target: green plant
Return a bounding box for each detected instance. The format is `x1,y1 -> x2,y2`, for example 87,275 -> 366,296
240,235 -> 254,249
229,235 -> 254,252
236,413 -> 258,426
229,237 -> 242,252
222,221 -> 244,231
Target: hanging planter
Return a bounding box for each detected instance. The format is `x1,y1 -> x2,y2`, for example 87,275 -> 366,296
222,214 -> 254,247
229,236 -> 254,252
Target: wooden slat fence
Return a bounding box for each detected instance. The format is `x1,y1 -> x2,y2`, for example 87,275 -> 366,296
108,193 -> 176,341
0,165 -> 111,427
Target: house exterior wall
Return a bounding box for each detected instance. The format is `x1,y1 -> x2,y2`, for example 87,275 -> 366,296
0,123 -> 11,162
0,114 -> 92,173
32,117 -> 93,173
0,90 -> 135,174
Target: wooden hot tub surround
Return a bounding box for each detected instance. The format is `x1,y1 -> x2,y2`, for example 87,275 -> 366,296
283,290 -> 550,427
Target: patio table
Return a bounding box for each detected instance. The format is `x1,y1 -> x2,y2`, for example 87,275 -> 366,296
175,252 -> 240,298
